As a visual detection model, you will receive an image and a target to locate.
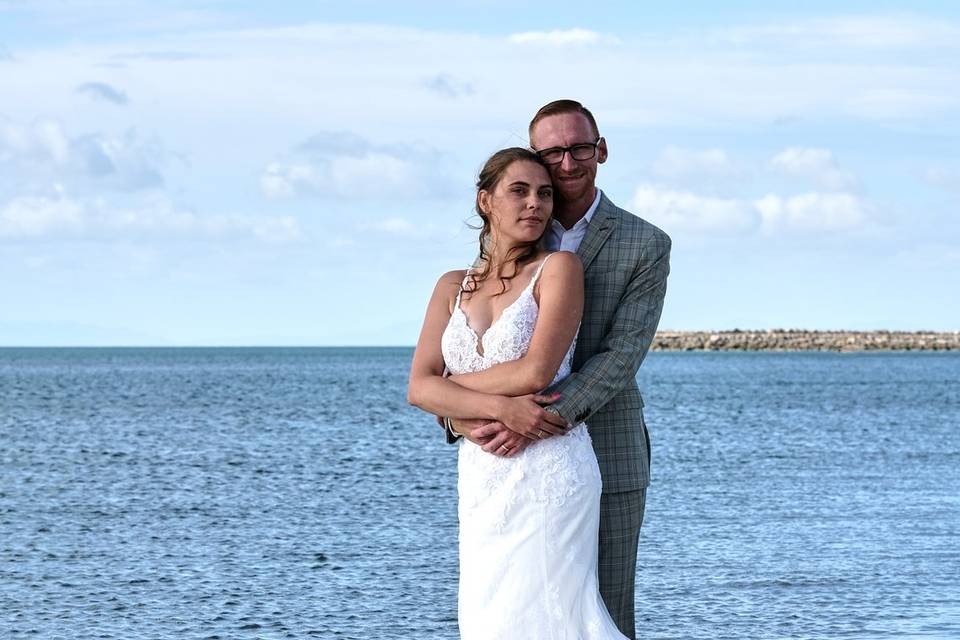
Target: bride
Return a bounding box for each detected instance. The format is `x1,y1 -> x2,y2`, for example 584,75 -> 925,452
408,147 -> 629,639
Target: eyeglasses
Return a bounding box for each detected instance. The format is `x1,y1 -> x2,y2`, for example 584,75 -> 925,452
536,138 -> 602,165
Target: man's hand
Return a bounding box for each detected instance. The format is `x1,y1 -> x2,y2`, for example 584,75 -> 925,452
453,415 -> 564,459
451,418 -> 534,457
495,393 -> 568,440
473,421 -> 533,457
448,392 -> 569,458
450,417 -> 496,444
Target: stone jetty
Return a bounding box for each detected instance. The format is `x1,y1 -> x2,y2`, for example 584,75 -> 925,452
651,330 -> 960,352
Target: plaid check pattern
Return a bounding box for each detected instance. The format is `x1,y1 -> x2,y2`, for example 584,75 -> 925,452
548,193 -> 671,494
598,488 -> 647,639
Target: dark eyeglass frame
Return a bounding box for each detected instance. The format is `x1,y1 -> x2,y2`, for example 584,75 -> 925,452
536,137 -> 603,165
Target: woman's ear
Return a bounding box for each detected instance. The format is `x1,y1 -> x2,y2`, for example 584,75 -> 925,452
477,190 -> 490,216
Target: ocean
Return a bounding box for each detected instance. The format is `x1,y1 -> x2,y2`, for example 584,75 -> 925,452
1,348 -> 958,639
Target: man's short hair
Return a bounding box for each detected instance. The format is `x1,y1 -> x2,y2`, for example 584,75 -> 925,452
528,99 -> 600,142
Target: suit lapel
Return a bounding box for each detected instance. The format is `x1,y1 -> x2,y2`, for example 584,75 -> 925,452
576,193 -> 617,272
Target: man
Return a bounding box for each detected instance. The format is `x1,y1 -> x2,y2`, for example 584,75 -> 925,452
445,99 -> 671,638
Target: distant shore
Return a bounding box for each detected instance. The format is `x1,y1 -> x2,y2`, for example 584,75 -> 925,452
651,330 -> 960,352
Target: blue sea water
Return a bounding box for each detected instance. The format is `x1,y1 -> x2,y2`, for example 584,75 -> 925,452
1,348 -> 958,639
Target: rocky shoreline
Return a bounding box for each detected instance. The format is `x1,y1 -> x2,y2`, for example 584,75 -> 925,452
651,330 -> 960,352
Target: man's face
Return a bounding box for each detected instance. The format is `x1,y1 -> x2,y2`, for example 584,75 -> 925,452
529,112 -> 607,204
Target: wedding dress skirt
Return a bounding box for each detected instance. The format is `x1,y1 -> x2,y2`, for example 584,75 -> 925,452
441,255 -> 628,639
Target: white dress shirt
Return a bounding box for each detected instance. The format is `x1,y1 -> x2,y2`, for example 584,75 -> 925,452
544,189 -> 602,253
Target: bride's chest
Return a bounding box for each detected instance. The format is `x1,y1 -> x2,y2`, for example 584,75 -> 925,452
441,297 -> 539,374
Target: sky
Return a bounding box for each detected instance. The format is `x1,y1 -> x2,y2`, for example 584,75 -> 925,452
1,1 -> 958,346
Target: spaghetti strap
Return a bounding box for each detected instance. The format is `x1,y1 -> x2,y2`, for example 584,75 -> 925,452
454,269 -> 471,308
457,255 -> 551,311
529,253 -> 555,289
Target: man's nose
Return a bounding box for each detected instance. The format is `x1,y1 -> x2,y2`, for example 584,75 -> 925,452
560,150 -> 577,171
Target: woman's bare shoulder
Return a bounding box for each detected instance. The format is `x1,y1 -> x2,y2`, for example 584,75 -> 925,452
542,250 -> 583,277
431,269 -> 467,309
437,269 -> 467,288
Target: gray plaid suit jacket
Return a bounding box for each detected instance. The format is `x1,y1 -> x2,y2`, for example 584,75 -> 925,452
547,192 -> 671,494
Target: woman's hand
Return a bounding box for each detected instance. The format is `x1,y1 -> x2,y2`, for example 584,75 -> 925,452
494,392 -> 568,440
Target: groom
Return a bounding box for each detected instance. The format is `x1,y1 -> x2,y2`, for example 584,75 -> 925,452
446,99 -> 671,638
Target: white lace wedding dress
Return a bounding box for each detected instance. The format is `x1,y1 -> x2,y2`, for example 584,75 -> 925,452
441,255 -> 628,640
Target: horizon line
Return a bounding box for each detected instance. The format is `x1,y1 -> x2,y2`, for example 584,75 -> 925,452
3,328 -> 958,349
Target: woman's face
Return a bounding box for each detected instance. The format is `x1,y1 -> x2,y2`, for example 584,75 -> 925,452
479,160 -> 553,247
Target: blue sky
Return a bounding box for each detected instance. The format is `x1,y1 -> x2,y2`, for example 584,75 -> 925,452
1,2 -> 958,345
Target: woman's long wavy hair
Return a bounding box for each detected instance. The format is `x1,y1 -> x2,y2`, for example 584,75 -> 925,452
462,147 -> 550,299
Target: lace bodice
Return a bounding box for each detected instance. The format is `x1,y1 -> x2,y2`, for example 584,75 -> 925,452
441,254 -> 575,381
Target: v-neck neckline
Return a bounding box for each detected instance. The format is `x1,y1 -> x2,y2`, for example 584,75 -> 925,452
456,259 -> 548,358
456,279 -> 535,357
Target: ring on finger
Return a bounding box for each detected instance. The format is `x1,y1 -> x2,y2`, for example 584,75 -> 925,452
499,444 -> 511,452
537,429 -> 545,439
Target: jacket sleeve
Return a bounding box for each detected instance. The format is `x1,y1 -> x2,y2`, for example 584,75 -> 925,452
442,417 -> 461,444
546,232 -> 671,425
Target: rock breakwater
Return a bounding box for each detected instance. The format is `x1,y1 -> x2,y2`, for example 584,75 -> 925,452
652,330 -> 960,352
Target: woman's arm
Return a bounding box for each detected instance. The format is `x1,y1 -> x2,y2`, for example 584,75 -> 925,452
407,269 -> 565,438
448,251 -> 584,396
407,270 -> 505,420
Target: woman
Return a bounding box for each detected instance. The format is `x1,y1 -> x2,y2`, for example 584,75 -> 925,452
408,148 -> 628,639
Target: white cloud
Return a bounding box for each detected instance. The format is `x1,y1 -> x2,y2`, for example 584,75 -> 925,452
363,217 -> 416,235
0,193 -> 85,237
71,131 -> 164,190
0,118 -> 166,192
754,192 -> 868,231
509,28 -> 618,46
358,216 -> 445,240
637,146 -> 869,234
111,50 -> 212,62
632,184 -> 755,232
770,147 -> 857,191
0,1 -> 231,37
719,15 -> 960,49
0,119 -> 70,165
424,73 -> 474,98
0,192 -> 301,242
261,154 -> 424,199
633,182 -> 871,235
76,81 -> 128,105
372,217 -> 416,234
261,131 -> 448,200
653,146 -> 734,179
924,166 -> 960,194
5,16 -> 956,150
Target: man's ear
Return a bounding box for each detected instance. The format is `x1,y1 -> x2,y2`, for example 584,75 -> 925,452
597,137 -> 608,164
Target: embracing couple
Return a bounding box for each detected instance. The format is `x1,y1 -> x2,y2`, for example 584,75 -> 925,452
408,99 -> 671,639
